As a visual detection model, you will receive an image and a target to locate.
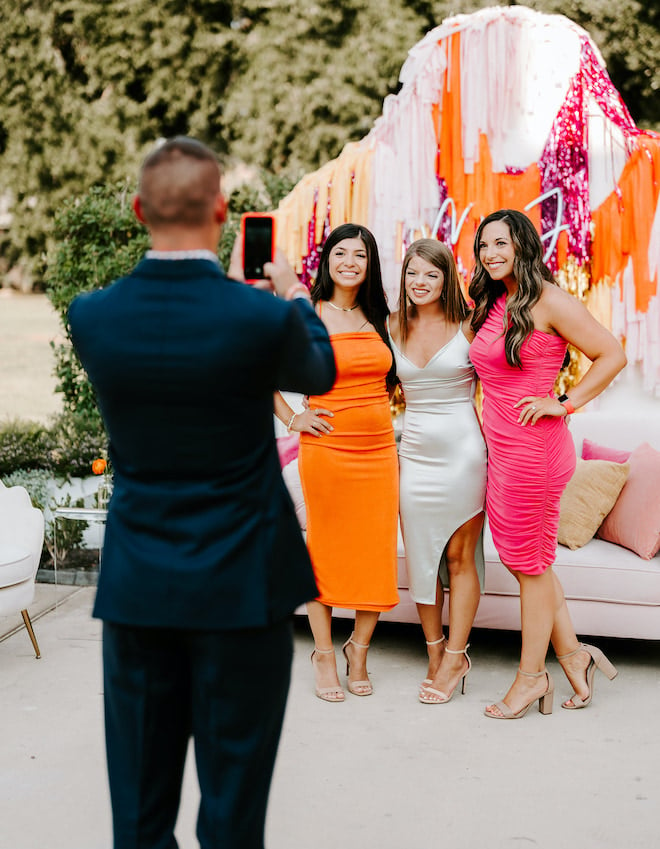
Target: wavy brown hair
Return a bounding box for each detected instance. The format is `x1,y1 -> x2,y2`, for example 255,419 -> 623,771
398,239 -> 469,345
311,223 -> 396,388
469,209 -> 556,368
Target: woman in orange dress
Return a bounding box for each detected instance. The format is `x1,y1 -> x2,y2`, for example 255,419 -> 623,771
275,224 -> 399,701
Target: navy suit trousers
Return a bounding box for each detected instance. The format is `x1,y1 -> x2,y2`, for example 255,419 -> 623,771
102,618 -> 293,849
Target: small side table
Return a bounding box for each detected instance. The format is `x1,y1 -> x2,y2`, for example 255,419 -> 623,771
53,506 -> 107,585
52,507 -> 108,638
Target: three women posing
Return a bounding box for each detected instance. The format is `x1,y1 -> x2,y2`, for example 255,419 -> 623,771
278,212 -> 624,716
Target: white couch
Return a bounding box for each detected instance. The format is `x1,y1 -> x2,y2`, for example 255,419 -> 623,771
284,403 -> 660,640
378,410 -> 660,640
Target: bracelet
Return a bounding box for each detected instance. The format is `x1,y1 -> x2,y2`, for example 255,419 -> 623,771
557,394 -> 575,415
286,412 -> 297,432
285,283 -> 311,301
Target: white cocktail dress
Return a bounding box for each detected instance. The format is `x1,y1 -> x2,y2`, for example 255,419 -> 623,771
390,325 -> 487,604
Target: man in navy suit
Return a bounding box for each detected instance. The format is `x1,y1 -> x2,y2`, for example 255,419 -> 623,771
68,137 -> 335,849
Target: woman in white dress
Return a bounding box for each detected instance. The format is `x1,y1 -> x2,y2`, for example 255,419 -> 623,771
389,239 -> 487,704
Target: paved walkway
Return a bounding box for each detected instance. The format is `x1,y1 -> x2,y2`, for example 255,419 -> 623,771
1,583 -> 659,849
0,291 -> 63,423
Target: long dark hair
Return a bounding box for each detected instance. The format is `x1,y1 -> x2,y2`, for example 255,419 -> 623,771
312,223 -> 396,388
469,209 -> 556,367
398,239 -> 469,345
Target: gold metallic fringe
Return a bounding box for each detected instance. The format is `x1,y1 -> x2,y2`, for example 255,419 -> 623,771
554,258 -> 591,396
389,383 -> 406,418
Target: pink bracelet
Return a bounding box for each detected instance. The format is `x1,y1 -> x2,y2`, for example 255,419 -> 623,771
558,394 -> 575,415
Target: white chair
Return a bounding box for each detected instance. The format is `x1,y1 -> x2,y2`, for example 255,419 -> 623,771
0,480 -> 45,658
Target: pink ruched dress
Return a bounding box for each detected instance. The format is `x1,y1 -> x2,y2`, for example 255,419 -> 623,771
469,295 -> 576,574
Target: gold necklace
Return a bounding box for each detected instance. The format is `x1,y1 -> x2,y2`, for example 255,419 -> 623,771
327,300 -> 359,312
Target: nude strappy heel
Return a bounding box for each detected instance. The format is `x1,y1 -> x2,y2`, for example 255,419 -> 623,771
420,634 -> 446,689
311,647 -> 345,702
419,645 -> 471,705
485,668 -> 554,719
342,633 -> 373,696
556,643 -> 618,709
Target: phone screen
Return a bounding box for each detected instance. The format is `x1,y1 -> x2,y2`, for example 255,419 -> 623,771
243,216 -> 274,280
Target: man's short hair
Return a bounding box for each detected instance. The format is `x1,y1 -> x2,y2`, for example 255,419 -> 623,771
138,137 -> 221,228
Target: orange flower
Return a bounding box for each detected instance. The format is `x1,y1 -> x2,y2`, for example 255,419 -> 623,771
92,458 -> 107,475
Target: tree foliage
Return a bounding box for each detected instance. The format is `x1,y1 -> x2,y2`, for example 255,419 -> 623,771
45,172 -> 294,417
0,0 -> 658,287
0,0 -> 238,283
222,0 -> 425,171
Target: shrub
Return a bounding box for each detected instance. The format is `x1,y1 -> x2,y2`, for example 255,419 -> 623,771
0,411 -> 107,478
46,182 -> 149,418
2,468 -> 88,565
0,419 -> 56,475
3,468 -> 52,513
42,493 -> 88,566
48,410 -> 108,478
46,172 -> 297,419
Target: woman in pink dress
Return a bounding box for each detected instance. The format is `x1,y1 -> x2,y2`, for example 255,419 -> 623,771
469,209 -> 626,719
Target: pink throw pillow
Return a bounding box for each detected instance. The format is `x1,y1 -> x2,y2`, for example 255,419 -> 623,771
276,433 -> 300,469
596,442 -> 660,560
581,438 -> 631,464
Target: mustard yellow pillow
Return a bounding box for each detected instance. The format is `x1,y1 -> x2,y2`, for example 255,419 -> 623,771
558,459 -> 630,550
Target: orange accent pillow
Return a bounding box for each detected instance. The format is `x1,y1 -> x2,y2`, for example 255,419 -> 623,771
596,443 -> 660,560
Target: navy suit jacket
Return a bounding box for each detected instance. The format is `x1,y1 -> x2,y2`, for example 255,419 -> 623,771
68,257 -> 335,630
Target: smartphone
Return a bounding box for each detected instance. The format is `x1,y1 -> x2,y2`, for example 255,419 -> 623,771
241,213 -> 276,283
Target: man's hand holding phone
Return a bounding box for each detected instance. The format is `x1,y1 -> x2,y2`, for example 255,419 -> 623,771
229,229 -> 310,301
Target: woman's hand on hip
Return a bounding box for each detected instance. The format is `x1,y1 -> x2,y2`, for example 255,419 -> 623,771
292,408 -> 334,436
515,395 -> 567,426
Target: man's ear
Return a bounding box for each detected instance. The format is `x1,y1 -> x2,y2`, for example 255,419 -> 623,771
215,194 -> 228,225
132,195 -> 146,224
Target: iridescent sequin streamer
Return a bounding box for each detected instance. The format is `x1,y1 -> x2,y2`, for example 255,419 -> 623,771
539,37 -> 639,273
538,70 -> 590,272
301,188 -> 320,289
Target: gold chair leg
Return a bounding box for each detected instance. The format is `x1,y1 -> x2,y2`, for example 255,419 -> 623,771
21,609 -> 41,659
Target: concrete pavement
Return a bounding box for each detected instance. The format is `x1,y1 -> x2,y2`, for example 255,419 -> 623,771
0,291 -> 63,424
1,583 -> 659,849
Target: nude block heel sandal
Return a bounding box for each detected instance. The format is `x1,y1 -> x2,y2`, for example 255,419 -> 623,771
485,668 -> 554,719
557,643 -> 618,710
342,634 -> 373,696
311,647 -> 345,703
420,634 -> 445,689
419,645 -> 471,705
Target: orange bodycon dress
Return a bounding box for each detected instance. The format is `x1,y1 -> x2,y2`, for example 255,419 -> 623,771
298,332 -> 399,611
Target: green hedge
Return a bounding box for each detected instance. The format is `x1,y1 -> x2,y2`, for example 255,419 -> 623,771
0,412 -> 107,478
45,172 -> 296,420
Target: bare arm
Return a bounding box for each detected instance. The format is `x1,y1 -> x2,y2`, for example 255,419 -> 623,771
273,391 -> 334,437
229,233 -> 335,432
517,286 -> 626,425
